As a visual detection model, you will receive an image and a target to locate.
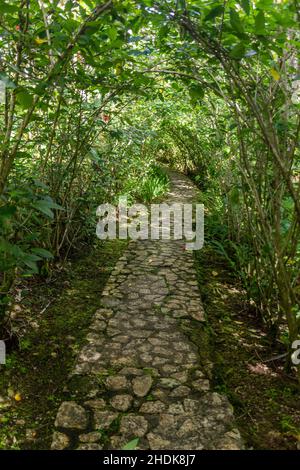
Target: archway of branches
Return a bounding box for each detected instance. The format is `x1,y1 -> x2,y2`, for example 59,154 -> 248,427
0,1 -> 299,379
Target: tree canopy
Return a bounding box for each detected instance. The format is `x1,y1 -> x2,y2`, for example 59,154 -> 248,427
0,0 -> 299,383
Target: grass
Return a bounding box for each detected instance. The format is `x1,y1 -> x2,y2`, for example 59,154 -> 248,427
136,165 -> 170,203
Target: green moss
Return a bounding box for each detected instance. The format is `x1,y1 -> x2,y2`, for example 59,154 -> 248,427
194,244 -> 300,450
179,318 -> 213,379
0,239 -> 127,450
143,367 -> 156,376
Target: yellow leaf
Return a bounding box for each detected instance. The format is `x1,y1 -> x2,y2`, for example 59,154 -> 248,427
14,393 -> 22,402
270,68 -> 280,81
212,271 -> 218,276
35,37 -> 48,45
115,64 -> 123,75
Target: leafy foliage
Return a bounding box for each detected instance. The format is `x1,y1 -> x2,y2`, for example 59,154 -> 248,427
0,0 -> 299,380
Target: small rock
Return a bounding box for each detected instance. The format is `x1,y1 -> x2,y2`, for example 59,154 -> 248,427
132,375 -> 153,397
170,386 -> 190,398
173,342 -> 191,352
192,379 -> 210,392
16,419 -> 26,426
171,371 -> 188,383
105,376 -> 128,391
110,394 -> 132,412
161,365 -> 177,374
194,370 -> 205,379
87,388 -> 99,399
160,378 -> 180,389
84,399 -> 106,410
168,403 -> 185,414
89,320 -> 107,332
77,443 -> 103,450
55,402 -> 88,430
159,413 -> 178,428
94,411 -> 118,430
191,309 -> 204,321
79,432 -> 101,443
147,432 -> 171,450
94,308 -> 113,320
183,399 -> 199,413
78,347 -> 101,363
119,367 -> 143,376
140,401 -> 166,414
140,353 -> 152,363
86,333 -> 104,346
211,393 -> 222,406
177,419 -> 196,438
217,429 -> 243,450
51,432 -> 70,450
152,357 -> 167,366
152,389 -> 167,401
111,356 -> 136,367
120,414 -> 148,437
110,435 -> 127,449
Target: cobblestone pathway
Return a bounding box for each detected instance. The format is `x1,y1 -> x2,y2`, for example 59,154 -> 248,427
52,171 -> 243,450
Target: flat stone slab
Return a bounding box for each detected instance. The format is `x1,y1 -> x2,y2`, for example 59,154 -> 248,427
54,402 -> 88,431
51,170 -> 243,450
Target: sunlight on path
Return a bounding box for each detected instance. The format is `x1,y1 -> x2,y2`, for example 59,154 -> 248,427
51,171 -> 243,450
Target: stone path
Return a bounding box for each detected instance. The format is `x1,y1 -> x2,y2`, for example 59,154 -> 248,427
51,170 -> 243,450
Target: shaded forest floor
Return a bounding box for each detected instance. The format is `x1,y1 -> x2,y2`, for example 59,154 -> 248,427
0,240 -> 127,449
196,246 -> 300,450
0,239 -> 300,449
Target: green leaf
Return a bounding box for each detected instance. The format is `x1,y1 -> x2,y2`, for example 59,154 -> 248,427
17,90 -> 34,109
0,2 -> 19,13
46,200 -> 64,211
204,5 -> 224,22
0,238 -> 12,253
32,200 -> 53,218
33,179 -> 49,190
176,0 -> 186,10
21,252 -> 43,273
0,73 -> 16,89
31,248 -> 54,259
22,259 -> 39,273
122,438 -> 139,450
0,205 -> 17,220
107,27 -> 118,41
229,42 -> 246,59
230,187 -> 240,205
189,84 -> 204,101
42,197 -> 63,210
239,0 -> 250,15
32,197 -> 64,218
230,9 -> 244,34
255,10 -> 266,35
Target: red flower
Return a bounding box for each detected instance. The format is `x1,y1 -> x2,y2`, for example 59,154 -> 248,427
102,113 -> 110,123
